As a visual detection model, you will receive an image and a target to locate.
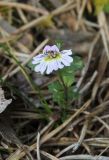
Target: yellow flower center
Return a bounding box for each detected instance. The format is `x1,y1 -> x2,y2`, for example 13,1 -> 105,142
44,52 -> 62,62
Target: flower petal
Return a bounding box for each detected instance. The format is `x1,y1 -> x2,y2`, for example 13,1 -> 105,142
32,54 -> 44,64
51,45 -> 59,52
32,59 -> 42,64
56,60 -> 64,69
61,49 -> 72,55
52,60 -> 59,71
33,46 -> 74,74
40,62 -> 47,74
33,54 -> 44,60
62,55 -> 73,63
61,59 -> 70,66
43,45 -> 51,53
34,62 -> 44,72
43,45 -> 60,54
46,62 -> 53,74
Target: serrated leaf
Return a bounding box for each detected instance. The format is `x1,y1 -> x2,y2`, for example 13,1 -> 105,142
48,81 -> 65,106
62,75 -> 75,87
70,56 -> 84,71
48,81 -> 79,106
67,86 -> 79,101
48,81 -> 63,92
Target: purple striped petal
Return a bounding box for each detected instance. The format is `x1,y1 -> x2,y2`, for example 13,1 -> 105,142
61,50 -> 72,55
51,45 -> 59,52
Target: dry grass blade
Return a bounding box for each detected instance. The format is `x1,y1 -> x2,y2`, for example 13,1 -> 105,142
59,155 -> 109,160
56,119 -> 89,157
92,52 -> 108,100
41,150 -> 59,160
0,1 -> 48,15
98,11 -> 109,61
76,33 -> 100,90
1,0 -> 109,159
6,100 -> 91,160
3,38 -> 49,79
36,133 -> 41,160
40,100 -> 91,144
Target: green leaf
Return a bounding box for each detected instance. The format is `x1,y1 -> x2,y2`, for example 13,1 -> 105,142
61,56 -> 83,74
55,40 -> 63,50
70,56 -> 84,71
60,56 -> 83,87
62,75 -> 75,87
104,3 -> 109,12
48,81 -> 63,92
67,86 -> 79,101
93,0 -> 109,14
48,81 -> 79,106
48,81 -> 65,106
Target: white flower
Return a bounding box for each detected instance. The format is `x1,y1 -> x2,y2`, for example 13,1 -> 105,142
32,45 -> 73,74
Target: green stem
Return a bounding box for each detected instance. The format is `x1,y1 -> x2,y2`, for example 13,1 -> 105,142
57,70 -> 68,108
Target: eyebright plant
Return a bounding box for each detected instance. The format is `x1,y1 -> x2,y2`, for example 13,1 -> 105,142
32,45 -> 73,74
31,42 -> 83,116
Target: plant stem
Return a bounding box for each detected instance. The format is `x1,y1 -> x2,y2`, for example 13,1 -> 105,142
57,70 -> 68,108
